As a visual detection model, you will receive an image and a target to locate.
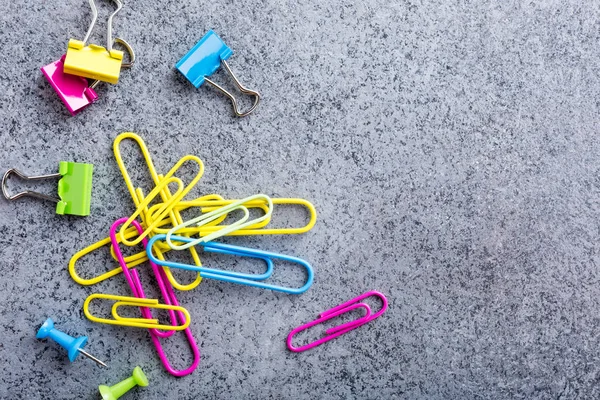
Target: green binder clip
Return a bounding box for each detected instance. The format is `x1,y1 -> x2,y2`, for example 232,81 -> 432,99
2,161 -> 93,216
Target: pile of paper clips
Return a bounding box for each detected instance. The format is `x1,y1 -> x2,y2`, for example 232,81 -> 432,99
68,132 -> 318,376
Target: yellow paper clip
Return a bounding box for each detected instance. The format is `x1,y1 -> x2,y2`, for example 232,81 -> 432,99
83,293 -> 191,330
63,0 -> 125,84
113,132 -> 205,290
152,197 -> 317,236
118,155 -> 204,246
165,194 -> 273,251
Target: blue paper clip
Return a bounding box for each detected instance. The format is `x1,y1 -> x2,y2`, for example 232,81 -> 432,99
175,30 -> 260,117
147,234 -> 313,294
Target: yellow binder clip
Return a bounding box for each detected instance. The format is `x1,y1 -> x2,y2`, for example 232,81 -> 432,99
83,293 -> 191,330
63,0 -> 125,84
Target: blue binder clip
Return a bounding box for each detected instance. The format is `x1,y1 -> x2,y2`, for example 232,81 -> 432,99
176,30 -> 260,117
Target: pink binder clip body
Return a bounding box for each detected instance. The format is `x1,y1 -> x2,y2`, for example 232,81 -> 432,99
41,55 -> 98,115
287,291 -> 388,352
110,218 -> 200,377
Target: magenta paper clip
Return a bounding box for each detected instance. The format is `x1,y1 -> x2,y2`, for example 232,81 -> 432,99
110,218 -> 200,377
287,291 -> 388,352
41,55 -> 98,115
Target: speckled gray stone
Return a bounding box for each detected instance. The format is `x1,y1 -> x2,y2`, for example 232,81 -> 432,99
1,0 -> 600,399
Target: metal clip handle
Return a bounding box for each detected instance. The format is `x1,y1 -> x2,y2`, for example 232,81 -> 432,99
106,0 -> 123,52
89,37 -> 136,90
81,0 -> 122,51
2,168 -> 61,202
204,60 -> 261,117
81,0 -> 98,45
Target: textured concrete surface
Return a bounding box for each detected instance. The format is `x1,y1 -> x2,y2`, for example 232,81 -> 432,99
1,0 -> 600,399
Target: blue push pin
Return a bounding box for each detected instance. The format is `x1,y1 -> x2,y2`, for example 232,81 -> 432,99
36,318 -> 107,367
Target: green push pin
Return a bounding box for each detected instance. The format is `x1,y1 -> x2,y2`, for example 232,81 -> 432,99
99,366 -> 149,400
1,161 -> 93,216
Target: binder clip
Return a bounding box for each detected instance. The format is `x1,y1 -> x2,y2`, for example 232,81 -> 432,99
42,39 -> 135,115
41,55 -> 98,115
63,0 -> 126,84
2,161 -> 94,216
176,30 -> 261,117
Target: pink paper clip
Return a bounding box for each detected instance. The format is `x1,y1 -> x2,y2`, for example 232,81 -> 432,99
41,55 -> 98,115
287,291 -> 388,352
110,218 -> 200,377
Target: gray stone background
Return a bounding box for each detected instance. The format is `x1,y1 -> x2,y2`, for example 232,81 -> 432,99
1,0 -> 599,399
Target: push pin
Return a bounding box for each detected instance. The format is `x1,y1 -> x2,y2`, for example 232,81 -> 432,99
2,161 -> 94,216
63,0 -> 126,84
99,366 -> 149,400
36,318 -> 107,367
176,30 -> 261,117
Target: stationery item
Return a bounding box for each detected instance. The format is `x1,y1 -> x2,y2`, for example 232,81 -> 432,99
165,194 -> 274,250
42,38 -> 135,115
110,218 -> 201,376
117,154 -> 205,247
36,318 -> 107,366
147,234 -> 313,294
149,197 -> 317,236
63,0 -> 126,84
98,366 -> 148,400
176,30 -> 260,117
83,293 -> 191,331
2,161 -> 93,216
113,132 -> 207,290
41,55 -> 98,115
287,291 -> 388,352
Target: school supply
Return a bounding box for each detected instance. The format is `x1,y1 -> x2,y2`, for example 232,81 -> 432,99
63,0 -> 126,83
176,30 -> 260,117
147,234 -> 314,294
42,38 -> 135,115
2,162 -> 93,216
67,132 -> 317,377
287,291 -> 388,352
98,366 -> 148,400
36,318 -> 107,366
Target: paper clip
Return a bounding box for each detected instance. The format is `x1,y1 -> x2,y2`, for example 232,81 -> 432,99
176,30 -> 260,117
165,194 -> 274,251
145,263 -> 201,377
67,199 -> 222,288
42,38 -> 135,115
69,225 -> 149,285
118,155 -> 205,247
84,293 -> 190,330
147,234 -> 313,294
162,197 -> 317,236
147,195 -> 272,236
113,132 -> 205,290
111,218 -> 200,376
110,218 -> 181,338
63,0 -> 126,84
287,291 -> 388,352
2,161 -> 93,216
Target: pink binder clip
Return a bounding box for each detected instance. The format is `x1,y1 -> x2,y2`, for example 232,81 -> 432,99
41,55 -> 98,115
287,291 -> 388,352
109,218 -> 200,377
